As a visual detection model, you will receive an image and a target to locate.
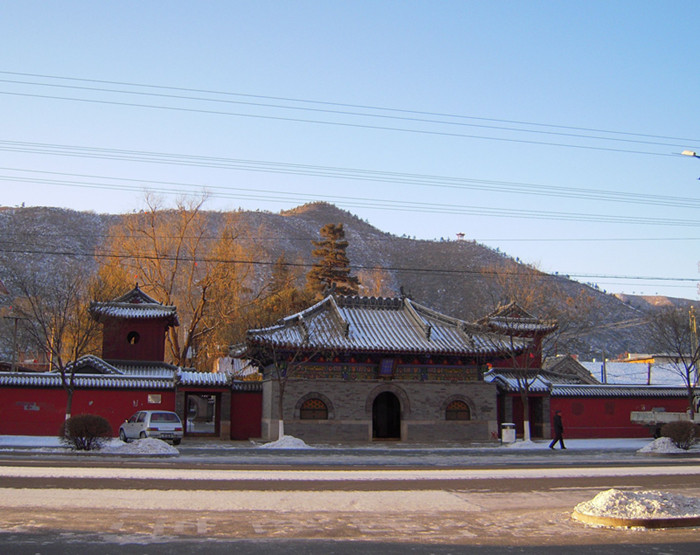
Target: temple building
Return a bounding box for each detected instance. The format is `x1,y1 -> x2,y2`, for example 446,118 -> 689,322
245,294 -> 533,442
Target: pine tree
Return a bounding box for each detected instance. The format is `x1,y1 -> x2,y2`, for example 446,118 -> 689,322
306,223 -> 360,298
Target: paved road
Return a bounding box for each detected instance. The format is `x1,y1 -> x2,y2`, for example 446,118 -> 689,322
1,460 -> 699,553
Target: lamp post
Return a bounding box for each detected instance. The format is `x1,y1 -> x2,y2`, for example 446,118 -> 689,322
682,150 -> 700,179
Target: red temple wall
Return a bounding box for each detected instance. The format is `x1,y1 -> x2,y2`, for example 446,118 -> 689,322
0,387 -> 176,436
549,396 -> 690,438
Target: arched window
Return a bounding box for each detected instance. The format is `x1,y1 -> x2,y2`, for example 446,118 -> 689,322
445,400 -> 470,421
300,398 -> 328,420
127,331 -> 140,345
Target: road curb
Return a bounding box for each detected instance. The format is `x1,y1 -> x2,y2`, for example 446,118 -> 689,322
572,509 -> 700,529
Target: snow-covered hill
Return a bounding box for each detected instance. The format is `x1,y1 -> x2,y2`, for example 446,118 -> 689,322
2,202 -> 697,358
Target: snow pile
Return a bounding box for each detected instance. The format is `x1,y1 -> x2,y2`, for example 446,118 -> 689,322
99,438 -> 179,456
637,437 -> 687,454
502,439 -> 540,449
575,489 -> 700,519
258,435 -> 313,449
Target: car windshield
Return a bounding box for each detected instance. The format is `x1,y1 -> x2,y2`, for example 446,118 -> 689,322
151,412 -> 180,423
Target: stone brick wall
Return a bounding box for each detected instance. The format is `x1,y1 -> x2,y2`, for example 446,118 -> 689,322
261,378 -> 499,443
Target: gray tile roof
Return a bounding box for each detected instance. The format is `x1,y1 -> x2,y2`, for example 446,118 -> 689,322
0,371 -> 173,389
247,295 -> 528,356
66,356 -> 179,378
177,370 -> 230,387
484,370 -> 552,392
480,301 -> 558,334
551,384 -> 696,397
90,285 -> 178,324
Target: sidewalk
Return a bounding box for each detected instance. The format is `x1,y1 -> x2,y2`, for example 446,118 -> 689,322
2,435 -> 698,467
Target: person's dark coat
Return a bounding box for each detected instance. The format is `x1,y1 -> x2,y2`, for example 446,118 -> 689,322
553,413 -> 563,435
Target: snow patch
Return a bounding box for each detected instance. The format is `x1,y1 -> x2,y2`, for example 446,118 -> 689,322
574,488 -> 700,519
502,439 -> 541,449
100,438 -> 179,456
637,437 -> 687,454
258,435 -> 313,449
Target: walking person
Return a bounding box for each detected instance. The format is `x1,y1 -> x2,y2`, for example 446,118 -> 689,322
549,410 -> 566,449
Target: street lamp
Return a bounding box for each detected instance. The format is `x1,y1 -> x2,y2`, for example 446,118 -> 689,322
681,150 -> 700,179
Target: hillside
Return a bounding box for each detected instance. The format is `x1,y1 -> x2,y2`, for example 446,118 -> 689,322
1,202 -> 697,359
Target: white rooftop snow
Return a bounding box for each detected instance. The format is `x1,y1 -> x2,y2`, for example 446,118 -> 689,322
581,361 -> 695,386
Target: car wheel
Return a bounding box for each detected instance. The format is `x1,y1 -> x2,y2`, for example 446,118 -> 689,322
139,431 -> 147,439
119,429 -> 129,443
172,438 -> 181,446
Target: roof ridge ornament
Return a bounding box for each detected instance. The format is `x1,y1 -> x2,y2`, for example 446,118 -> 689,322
403,298 -> 432,340
328,296 -> 350,337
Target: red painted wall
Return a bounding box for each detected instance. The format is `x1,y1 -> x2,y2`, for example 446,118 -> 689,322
101,318 -> 169,362
549,396 -> 690,438
230,391 -> 262,440
0,387 -> 176,436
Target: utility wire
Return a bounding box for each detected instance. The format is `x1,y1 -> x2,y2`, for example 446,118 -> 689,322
2,171 -> 699,226
3,70 -> 699,145
0,246 -> 695,284
0,90 -> 683,158
1,155 -> 699,209
0,77 -> 695,151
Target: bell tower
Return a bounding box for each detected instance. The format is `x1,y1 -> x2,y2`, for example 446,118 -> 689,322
90,285 -> 179,362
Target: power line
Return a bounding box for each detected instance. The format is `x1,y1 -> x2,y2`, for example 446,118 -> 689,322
0,89 -> 685,158
1,76 -> 696,151
0,246 -> 695,285
2,169 -> 699,226
1,155 -> 699,210
3,70 -> 699,145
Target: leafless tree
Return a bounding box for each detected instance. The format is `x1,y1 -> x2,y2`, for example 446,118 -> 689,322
649,306 -> 700,414
0,253 -> 100,419
246,308 -> 335,439
97,194 -> 256,369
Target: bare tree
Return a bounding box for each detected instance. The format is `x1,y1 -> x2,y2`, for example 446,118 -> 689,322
248,335 -> 319,439
0,254 -> 100,419
97,195 -> 255,370
356,267 -> 398,297
246,302 -> 335,439
649,306 -> 700,414
482,262 -> 599,440
482,302 -> 556,441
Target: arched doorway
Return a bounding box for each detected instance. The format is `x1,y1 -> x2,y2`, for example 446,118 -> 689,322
372,391 -> 401,439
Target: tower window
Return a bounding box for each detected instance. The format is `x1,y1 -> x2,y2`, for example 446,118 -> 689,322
127,331 -> 140,345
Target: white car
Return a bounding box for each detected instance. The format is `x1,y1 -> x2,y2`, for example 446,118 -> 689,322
119,410 -> 183,445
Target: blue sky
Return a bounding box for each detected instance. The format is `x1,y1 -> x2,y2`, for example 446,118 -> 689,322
1,1 -> 699,299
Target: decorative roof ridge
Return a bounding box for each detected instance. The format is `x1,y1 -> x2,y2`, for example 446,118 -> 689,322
402,298 -> 433,340
66,355 -> 124,374
112,284 -> 162,305
92,301 -> 177,311
404,298 -> 465,328
335,295 -> 403,309
488,301 -> 534,319
327,296 -> 350,337
478,301 -> 558,333
247,295 -> 331,336
106,359 -> 180,371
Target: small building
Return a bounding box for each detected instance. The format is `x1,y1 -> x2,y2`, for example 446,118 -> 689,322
245,294 -> 532,442
0,285 -> 262,440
